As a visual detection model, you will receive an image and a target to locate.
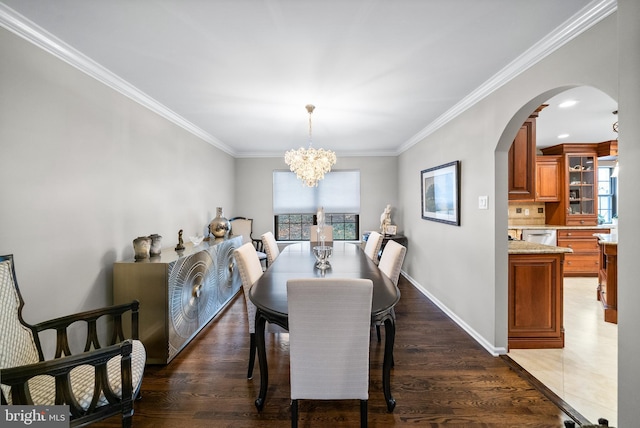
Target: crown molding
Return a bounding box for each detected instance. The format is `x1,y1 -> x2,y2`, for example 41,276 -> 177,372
235,149 -> 399,159
0,3 -> 237,157
398,0 -> 618,154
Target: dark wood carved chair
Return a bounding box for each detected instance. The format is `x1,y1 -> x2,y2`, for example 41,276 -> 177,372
0,254 -> 146,427
229,217 -> 268,267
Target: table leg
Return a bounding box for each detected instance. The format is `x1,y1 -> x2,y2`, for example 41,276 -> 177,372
383,316 -> 396,412
254,310 -> 268,411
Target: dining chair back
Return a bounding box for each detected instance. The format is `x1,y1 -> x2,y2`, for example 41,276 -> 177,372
378,240 -> 407,286
310,225 -> 333,242
287,277 -> 373,428
261,231 -> 280,265
229,217 -> 268,267
363,231 -> 384,264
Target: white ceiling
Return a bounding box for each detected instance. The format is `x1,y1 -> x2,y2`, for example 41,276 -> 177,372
1,0 -> 618,157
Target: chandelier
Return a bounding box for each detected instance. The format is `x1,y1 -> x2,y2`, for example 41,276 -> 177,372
284,104 -> 336,187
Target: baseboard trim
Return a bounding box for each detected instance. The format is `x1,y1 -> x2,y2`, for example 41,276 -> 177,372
401,271 -> 507,356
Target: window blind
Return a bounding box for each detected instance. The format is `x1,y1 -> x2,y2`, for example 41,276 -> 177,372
273,170 -> 360,214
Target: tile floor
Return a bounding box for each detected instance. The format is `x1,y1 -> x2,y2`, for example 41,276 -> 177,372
508,277 -> 618,426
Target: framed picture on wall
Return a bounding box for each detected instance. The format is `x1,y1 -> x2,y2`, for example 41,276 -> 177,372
421,160 -> 461,226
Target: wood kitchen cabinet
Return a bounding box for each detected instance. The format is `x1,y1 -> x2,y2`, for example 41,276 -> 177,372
541,144 -> 598,226
508,252 -> 565,349
597,238 -> 618,324
535,155 -> 561,202
508,106 -> 548,201
508,118 -> 536,201
556,229 -> 608,277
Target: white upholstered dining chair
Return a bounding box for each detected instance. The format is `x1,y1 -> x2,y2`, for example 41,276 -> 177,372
375,240 -> 407,342
363,231 -> 384,264
261,231 -> 280,266
287,278 -> 373,428
310,225 -> 333,242
233,242 -> 284,379
378,240 -> 407,286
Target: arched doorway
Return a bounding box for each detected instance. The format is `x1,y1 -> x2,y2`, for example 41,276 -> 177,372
496,85 -> 618,425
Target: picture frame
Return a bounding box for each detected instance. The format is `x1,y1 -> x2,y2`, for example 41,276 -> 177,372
384,224 -> 397,235
421,160 -> 461,226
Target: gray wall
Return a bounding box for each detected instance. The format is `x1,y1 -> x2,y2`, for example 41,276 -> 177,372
0,28 -> 236,352
234,156 -> 399,239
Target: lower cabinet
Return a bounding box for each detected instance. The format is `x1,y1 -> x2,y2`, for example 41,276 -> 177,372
114,236 -> 242,364
597,241 -> 618,324
557,229 -> 607,276
508,253 -> 565,349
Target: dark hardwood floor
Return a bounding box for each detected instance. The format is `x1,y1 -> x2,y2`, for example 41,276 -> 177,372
94,276 -> 576,427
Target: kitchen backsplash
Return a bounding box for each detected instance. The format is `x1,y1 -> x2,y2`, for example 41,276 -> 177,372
508,202 -> 546,225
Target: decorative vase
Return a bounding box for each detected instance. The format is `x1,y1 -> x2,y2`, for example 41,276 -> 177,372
149,234 -> 162,256
209,207 -> 231,238
133,236 -> 152,260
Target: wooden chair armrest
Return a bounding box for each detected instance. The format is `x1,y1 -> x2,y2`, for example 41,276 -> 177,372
32,301 -> 140,358
1,340 -> 133,412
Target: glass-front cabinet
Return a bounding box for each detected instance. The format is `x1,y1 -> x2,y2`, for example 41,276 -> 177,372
568,155 -> 596,218
541,144 -> 599,226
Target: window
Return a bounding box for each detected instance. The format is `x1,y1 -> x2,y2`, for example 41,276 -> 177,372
273,171 -> 360,241
275,213 -> 359,241
597,166 -> 617,224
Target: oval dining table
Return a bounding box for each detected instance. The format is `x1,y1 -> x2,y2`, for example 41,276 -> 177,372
248,241 -> 401,412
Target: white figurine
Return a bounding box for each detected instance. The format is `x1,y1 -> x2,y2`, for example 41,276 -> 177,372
380,204 -> 391,232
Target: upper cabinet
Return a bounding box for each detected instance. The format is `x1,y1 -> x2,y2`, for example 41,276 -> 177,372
535,155 -> 561,202
541,144 -> 599,226
508,106 -> 547,201
508,118 -> 536,200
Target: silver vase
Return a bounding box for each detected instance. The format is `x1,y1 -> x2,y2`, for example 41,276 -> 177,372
209,207 -> 231,238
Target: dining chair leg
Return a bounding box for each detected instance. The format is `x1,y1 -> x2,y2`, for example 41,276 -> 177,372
360,399 -> 368,428
248,332 -> 256,379
291,399 -> 299,428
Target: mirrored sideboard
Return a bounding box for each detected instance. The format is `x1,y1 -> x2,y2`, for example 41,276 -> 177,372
114,236 -> 242,364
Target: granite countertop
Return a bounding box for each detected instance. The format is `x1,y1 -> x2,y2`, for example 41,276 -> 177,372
508,240 -> 574,254
594,233 -> 618,245
508,224 -> 613,230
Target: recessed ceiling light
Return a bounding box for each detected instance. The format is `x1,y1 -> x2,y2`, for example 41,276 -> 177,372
557,133 -> 570,139
558,100 -> 578,108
